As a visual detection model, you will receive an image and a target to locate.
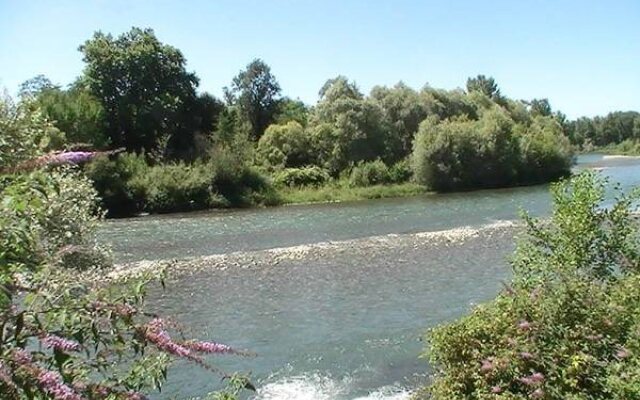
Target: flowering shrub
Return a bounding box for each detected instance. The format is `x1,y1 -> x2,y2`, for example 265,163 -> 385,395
1,96 -> 253,398
418,172 -> 640,399
0,167 -> 254,399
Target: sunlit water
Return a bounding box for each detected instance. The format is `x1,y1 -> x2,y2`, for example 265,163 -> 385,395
99,154 -> 640,400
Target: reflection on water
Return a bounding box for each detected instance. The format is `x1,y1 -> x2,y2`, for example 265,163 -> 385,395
99,154 -> 640,399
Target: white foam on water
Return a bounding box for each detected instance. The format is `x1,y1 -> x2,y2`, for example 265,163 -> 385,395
254,374 -> 343,400
352,386 -> 412,400
252,374 -> 411,400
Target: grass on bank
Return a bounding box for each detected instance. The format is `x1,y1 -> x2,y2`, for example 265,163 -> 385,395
278,181 -> 429,205
597,139 -> 640,156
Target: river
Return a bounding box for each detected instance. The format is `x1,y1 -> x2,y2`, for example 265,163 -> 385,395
99,154 -> 640,400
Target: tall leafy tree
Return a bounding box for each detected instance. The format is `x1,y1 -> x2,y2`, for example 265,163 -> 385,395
225,59 -> 282,140
79,27 -> 199,153
274,97 -> 309,126
311,76 -> 390,173
18,75 -> 57,98
371,82 -> 431,160
528,98 -> 552,117
466,74 -> 502,100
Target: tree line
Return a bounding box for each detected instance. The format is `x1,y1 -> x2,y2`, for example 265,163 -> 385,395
13,27 -> 637,216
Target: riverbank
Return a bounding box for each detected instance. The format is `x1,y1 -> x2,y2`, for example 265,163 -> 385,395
278,182 -> 429,205
597,141 -> 640,156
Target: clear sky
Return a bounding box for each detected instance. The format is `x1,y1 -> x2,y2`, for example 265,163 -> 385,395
1,0 -> 638,118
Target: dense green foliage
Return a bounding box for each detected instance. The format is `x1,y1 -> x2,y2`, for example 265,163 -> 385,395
273,166 -> 331,188
349,159 -> 395,187
32,85 -> 109,148
0,103 -> 251,399
0,94 -> 63,170
224,59 -> 282,140
79,28 -> 225,159
13,26 -> 639,216
566,111 -> 640,149
412,107 -> 572,191
418,172 -> 640,399
257,121 -> 314,168
86,152 -> 279,216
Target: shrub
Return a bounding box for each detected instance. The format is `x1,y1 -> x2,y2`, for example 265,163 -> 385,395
419,172 -> 640,400
210,151 -> 276,206
257,121 -> 314,168
412,109 -> 571,191
349,159 -> 392,187
130,161 -> 215,213
84,152 -> 148,216
388,159 -> 413,183
273,166 -> 331,187
518,116 -> 573,184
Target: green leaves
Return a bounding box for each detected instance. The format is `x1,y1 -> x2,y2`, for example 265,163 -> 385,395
80,27 -> 199,153
422,173 -> 640,399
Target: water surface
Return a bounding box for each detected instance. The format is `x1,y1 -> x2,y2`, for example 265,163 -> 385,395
99,154 -> 640,399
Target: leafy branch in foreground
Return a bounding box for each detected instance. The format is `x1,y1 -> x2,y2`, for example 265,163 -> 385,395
1,102 -> 253,399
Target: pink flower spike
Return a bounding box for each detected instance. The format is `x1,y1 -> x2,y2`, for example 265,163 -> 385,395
531,388 -> 544,398
37,370 -> 83,400
12,349 -> 33,365
530,372 -> 545,383
480,358 -> 494,373
182,340 -> 236,355
0,361 -> 16,390
616,346 -> 631,359
491,385 -> 502,393
518,320 -> 532,331
43,335 -> 80,352
125,392 -> 147,400
519,351 -> 535,360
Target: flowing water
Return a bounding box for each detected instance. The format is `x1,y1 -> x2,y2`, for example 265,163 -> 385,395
99,154 -> 640,400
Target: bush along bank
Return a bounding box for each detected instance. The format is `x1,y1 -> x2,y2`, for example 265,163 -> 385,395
85,152 -> 280,217
416,171 -> 640,400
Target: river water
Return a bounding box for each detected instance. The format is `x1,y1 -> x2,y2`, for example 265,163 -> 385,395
99,154 -> 640,400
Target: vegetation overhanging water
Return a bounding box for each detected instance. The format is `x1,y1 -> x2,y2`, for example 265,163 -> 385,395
97,154 -> 640,399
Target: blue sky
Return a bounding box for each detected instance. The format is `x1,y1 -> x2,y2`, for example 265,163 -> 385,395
1,0 -> 638,118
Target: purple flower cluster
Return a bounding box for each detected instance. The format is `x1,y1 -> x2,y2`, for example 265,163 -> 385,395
531,388 -> 544,398
124,392 -> 148,400
37,370 -> 83,400
114,303 -> 137,317
145,328 -> 192,358
43,334 -> 80,352
519,351 -> 535,360
41,151 -> 99,166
